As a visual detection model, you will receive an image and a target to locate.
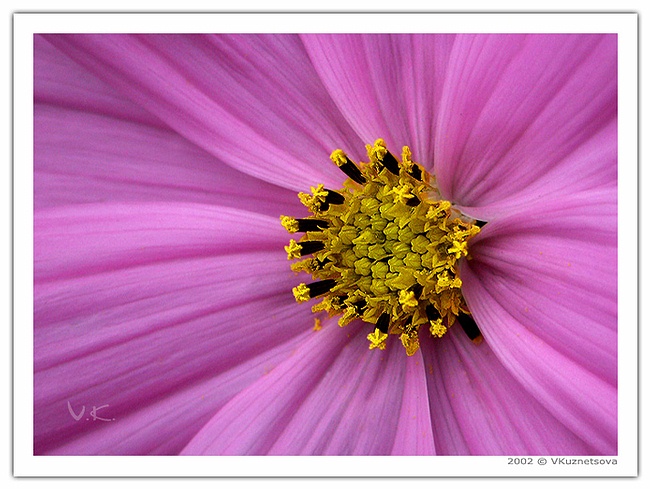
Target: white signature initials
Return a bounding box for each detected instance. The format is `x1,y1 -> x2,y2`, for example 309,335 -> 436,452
67,401 -> 115,422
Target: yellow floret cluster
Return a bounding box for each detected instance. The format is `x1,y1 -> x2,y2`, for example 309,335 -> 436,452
282,139 -> 480,356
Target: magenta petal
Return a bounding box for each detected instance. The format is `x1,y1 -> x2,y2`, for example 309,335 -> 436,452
35,252 -> 299,365
422,326 -> 593,455
390,348 -> 436,455
35,203 -> 290,281
43,34 -> 365,190
462,189 -> 617,454
302,34 -> 455,165
182,321 -> 435,455
34,105 -> 302,215
466,187 -> 617,383
35,34 -> 162,127
34,204 -> 314,454
457,119 -> 617,220
42,332 -> 307,455
435,34 -> 616,208
32,31 -> 620,458
36,34 -> 300,214
35,290 -> 311,454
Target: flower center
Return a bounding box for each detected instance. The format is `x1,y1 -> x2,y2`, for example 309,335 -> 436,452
281,139 -> 482,356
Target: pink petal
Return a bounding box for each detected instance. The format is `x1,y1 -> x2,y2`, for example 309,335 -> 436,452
34,105 -> 301,215
43,34 -> 365,190
35,34 -> 162,127
390,348 -> 436,455
34,204 -> 313,454
466,187 -> 617,381
35,203 -> 289,281
461,188 -> 617,454
35,252 -> 299,369
182,320 -> 435,455
422,326 -> 594,455
302,34 -> 455,165
435,34 -> 617,210
457,120 -> 617,220
43,331 -> 308,455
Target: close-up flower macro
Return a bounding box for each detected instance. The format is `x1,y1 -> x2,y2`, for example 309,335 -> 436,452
33,32 -> 617,456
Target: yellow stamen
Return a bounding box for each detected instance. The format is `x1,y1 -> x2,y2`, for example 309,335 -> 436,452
400,331 -> 420,356
366,138 -> 388,164
368,328 -> 388,350
447,240 -> 468,259
401,146 -> 413,170
284,239 -> 303,260
390,184 -> 415,204
429,318 -> 447,338
330,149 -> 348,167
398,289 -> 419,309
280,215 -> 300,233
292,283 -> 311,303
338,306 -> 358,327
298,184 -> 329,212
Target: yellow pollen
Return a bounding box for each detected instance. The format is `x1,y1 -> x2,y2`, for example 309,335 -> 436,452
284,239 -> 303,260
280,215 -> 300,233
390,185 -> 415,204
330,149 -> 348,167
298,184 -> 329,212
292,283 -> 311,303
282,141 -> 481,355
398,290 -> 419,309
366,138 -> 388,164
338,306 -> 359,327
313,317 -> 322,331
426,201 -> 451,219
429,318 -> 447,338
400,332 -> 420,357
368,328 -> 388,350
448,240 -> 468,259
401,146 -> 413,168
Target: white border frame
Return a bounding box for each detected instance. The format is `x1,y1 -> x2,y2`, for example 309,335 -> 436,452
13,12 -> 638,477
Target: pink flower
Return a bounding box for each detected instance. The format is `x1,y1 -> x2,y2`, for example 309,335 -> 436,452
34,34 -> 617,455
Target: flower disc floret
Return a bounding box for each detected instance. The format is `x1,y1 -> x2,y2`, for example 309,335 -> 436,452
282,139 -> 481,356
